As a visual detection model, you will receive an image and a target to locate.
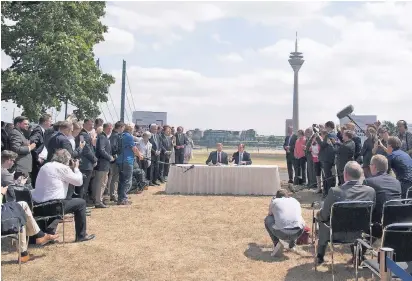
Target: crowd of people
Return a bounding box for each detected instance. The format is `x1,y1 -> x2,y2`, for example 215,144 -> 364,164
269,119 -> 412,261
1,114 -> 196,263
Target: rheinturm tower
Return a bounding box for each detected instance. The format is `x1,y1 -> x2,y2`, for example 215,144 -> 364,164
288,32 -> 304,133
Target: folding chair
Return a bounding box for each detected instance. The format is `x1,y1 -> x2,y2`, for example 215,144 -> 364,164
312,200 -> 374,281
382,199 -> 412,229
355,223 -> 412,280
407,186 -> 412,199
13,187 -> 67,244
1,217 -> 23,271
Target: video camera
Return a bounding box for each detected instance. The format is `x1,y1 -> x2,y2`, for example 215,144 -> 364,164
312,124 -> 320,134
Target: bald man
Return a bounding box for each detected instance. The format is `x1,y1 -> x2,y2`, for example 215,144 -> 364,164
206,143 -> 228,165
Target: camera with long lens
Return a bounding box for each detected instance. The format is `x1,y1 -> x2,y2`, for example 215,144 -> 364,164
312,124 -> 320,134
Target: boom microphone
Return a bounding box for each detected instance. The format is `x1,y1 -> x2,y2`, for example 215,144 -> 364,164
336,105 -> 354,119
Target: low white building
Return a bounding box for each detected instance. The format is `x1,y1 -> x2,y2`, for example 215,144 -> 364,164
132,111 -> 167,131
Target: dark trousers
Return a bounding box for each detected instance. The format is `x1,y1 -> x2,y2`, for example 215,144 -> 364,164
139,159 -> 150,181
293,157 -> 307,185
306,155 -> 316,188
286,153 -> 294,181
160,153 -> 170,179
66,184 -> 75,199
321,162 -> 334,196
76,170 -> 93,200
117,163 -> 133,202
30,160 -> 42,188
149,153 -> 160,183
46,198 -> 87,240
175,149 -> 184,164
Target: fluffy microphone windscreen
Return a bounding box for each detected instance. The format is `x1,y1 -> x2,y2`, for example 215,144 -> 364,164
337,105 -> 354,119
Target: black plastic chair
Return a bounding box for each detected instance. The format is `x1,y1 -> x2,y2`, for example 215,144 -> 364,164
1,217 -> 23,271
312,200 -> 374,281
13,187 -> 67,244
407,186 -> 412,199
382,199 -> 412,229
356,223 -> 412,280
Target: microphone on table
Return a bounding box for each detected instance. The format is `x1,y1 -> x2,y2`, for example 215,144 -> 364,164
183,164 -> 195,173
336,104 -> 366,135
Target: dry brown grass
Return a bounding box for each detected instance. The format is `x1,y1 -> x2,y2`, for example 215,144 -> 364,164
1,152 -> 374,281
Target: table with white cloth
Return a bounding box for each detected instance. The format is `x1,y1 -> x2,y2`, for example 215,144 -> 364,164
165,164 -> 281,195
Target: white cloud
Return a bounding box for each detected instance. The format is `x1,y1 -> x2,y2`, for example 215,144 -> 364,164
212,33 -> 231,45
94,26 -> 136,56
1,51 -> 12,70
218,53 -> 244,63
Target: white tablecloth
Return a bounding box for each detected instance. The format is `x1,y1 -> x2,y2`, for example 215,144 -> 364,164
165,164 -> 281,195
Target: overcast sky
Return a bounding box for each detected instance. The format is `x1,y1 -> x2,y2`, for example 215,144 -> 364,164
2,1 -> 412,135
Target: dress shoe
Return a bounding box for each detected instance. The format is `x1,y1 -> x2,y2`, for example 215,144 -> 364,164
110,196 -> 118,202
75,234 -> 96,243
159,179 -> 165,183
19,253 -> 30,263
149,183 -> 154,186
117,200 -> 132,206
288,179 -> 293,184
316,256 -> 325,265
95,203 -> 108,209
153,181 -> 160,186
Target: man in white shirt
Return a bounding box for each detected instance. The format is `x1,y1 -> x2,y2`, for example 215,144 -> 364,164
137,131 -> 152,184
32,149 -> 95,242
264,189 -> 305,256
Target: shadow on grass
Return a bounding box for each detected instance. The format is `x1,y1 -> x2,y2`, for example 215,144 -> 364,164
244,243 -> 289,263
285,261 -> 373,281
1,253 -> 47,265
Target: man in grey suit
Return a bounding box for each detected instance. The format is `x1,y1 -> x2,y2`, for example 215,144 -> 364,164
206,143 -> 228,165
315,161 -> 376,265
8,116 -> 36,179
365,155 -> 401,225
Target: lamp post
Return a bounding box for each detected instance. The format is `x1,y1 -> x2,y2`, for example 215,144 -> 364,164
288,32 -> 304,134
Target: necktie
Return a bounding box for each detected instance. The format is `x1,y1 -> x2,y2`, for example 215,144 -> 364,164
218,152 -> 221,163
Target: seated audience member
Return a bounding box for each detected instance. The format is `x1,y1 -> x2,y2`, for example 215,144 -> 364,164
397,120 -> 412,157
231,144 -> 252,165
206,143 -> 228,165
332,130 -> 355,186
1,186 -> 59,263
1,150 -> 18,187
385,136 -> 412,198
315,161 -> 376,265
364,155 -> 401,227
32,149 -> 95,242
264,189 -> 305,256
293,130 -> 306,185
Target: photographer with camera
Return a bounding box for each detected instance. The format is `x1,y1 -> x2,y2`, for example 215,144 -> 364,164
32,149 -> 95,242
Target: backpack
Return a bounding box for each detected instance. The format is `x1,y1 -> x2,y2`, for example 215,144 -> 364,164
296,225 -> 310,245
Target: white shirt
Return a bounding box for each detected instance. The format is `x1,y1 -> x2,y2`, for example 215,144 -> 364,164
270,197 -> 305,230
38,126 -> 48,160
67,135 -> 76,150
136,138 -> 152,160
32,162 -> 83,203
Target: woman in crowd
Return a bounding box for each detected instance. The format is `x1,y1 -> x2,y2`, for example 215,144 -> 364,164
184,131 -> 194,164
293,130 -> 306,185
310,133 -> 322,193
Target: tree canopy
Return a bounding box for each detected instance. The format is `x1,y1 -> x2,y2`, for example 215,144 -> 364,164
1,1 -> 115,121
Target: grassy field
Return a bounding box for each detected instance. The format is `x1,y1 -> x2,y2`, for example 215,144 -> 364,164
1,150 -> 373,281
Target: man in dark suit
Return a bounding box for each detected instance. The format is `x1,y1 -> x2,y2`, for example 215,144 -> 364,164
316,126 -> 336,197
231,144 -> 252,165
206,143 -> 228,165
75,119 -> 97,201
365,155 -> 401,225
92,123 -> 113,208
149,124 -> 163,185
332,130 -> 355,186
174,126 -> 187,164
160,125 -> 173,181
107,121 -> 124,202
346,123 -> 362,162
1,121 -> 10,151
315,161 -> 376,264
284,126 -> 297,184
8,116 -> 36,179
46,121 -> 83,162
29,114 -> 52,187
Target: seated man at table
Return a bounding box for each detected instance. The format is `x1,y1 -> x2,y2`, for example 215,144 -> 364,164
32,149 -> 95,242
315,161 -> 376,265
231,144 -> 252,165
264,189 -> 305,256
206,143 -> 228,165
